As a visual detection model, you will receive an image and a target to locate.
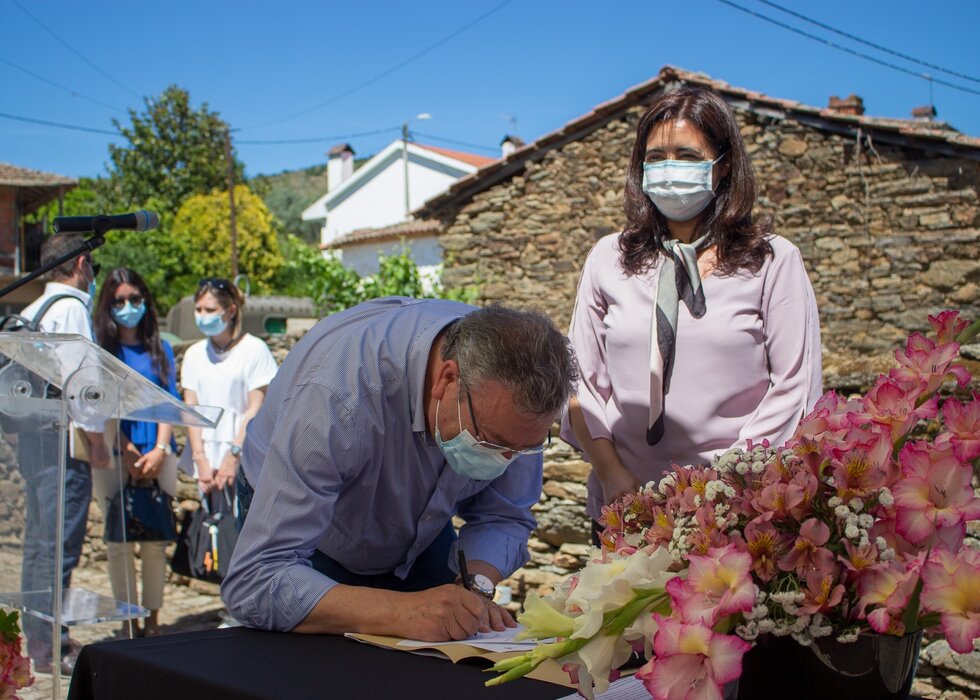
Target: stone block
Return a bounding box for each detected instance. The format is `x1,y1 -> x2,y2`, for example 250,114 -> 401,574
543,459 -> 592,483
928,259 -> 980,290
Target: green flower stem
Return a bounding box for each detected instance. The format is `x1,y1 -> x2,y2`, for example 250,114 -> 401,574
485,588 -> 669,687
956,318 -> 980,345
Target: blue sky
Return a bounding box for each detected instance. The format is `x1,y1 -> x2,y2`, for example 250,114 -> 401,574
2,0 -> 978,180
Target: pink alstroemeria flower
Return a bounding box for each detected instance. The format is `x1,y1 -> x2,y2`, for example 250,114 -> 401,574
840,540 -> 879,583
799,568 -> 846,616
830,449 -> 887,501
637,615 -> 751,700
665,545 -> 755,626
777,518 -> 834,577
744,515 -> 789,582
920,548 -> 980,654
892,441 -> 980,544
936,396 -> 980,462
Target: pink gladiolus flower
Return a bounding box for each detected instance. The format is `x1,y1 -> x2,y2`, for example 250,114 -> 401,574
928,310 -> 969,345
920,549 -> 980,654
892,332 -> 971,395
856,556 -> 924,636
666,545 -> 756,626
892,442 -> 980,544
637,615 -> 751,700
856,376 -> 938,444
778,518 -> 834,577
937,396 -> 980,462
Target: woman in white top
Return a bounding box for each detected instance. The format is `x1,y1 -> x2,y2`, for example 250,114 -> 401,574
181,278 -> 278,496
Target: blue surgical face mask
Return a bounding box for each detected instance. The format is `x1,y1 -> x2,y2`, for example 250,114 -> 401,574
435,396 -> 514,481
195,311 -> 228,337
87,280 -> 97,310
642,155 -> 725,221
111,302 -> 146,329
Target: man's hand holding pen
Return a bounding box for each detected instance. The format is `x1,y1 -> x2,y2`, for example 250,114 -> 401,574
458,549 -> 516,634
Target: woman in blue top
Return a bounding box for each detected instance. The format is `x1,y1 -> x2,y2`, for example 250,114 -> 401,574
92,268 -> 179,638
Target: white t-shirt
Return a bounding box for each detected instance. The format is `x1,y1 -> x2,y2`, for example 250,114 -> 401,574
180,333 -> 278,475
20,281 -> 93,337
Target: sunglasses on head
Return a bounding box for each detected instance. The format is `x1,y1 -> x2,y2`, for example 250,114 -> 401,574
199,278 -> 232,292
110,293 -> 144,309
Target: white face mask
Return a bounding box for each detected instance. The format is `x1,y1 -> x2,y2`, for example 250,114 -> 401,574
642,155 -> 724,221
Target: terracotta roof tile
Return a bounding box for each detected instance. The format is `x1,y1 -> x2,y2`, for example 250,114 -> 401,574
320,219 -> 442,249
416,144 -> 496,169
0,163 -> 76,187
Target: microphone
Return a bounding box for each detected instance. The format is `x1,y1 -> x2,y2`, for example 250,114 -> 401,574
53,210 -> 159,234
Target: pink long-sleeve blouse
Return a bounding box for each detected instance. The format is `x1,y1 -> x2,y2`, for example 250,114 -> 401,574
561,232 -> 823,520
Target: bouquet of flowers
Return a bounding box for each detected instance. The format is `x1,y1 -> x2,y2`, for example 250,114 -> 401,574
488,311 -> 979,699
0,610 -> 32,699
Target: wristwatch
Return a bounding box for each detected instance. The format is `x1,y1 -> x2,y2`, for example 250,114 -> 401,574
229,444 -> 242,459
468,573 -> 495,601
154,443 -> 172,455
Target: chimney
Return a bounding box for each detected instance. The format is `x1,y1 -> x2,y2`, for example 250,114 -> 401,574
911,105 -> 937,122
327,143 -> 355,191
827,94 -> 865,116
500,134 -> 525,159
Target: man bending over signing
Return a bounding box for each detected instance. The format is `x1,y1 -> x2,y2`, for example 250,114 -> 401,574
222,297 -> 577,641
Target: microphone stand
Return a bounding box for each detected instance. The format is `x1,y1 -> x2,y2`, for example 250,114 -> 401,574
0,229 -> 107,301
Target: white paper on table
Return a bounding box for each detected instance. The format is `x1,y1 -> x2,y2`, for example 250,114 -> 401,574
556,675 -> 647,700
396,624 -> 542,652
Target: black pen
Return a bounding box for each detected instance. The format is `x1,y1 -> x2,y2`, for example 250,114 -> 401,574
457,549 -> 472,591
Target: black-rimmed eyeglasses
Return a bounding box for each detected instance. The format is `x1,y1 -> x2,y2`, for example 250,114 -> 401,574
464,388 -> 550,456
111,294 -> 144,309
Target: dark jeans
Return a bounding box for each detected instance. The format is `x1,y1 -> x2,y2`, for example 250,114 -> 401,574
17,432 -> 91,662
236,468 -> 457,591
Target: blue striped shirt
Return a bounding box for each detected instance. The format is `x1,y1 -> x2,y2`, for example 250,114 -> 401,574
222,297 -> 542,631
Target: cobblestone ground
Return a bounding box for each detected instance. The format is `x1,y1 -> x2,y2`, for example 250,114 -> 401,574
20,559 -> 225,700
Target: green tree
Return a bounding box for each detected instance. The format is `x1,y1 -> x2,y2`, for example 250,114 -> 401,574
107,85 -> 243,218
274,234 -> 362,314
164,185 -> 283,311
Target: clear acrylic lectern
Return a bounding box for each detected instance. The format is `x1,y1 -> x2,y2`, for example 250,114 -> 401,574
0,332 -> 222,697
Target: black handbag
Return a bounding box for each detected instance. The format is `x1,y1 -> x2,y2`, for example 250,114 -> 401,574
171,488 -> 239,583
105,478 -> 178,542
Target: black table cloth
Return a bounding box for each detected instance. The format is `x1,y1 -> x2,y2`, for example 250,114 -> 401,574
67,627 -> 570,700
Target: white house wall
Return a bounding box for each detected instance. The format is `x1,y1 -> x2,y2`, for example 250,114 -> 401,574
342,235 -> 442,293
323,152 -> 464,245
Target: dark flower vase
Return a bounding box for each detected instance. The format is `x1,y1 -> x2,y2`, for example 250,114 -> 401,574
734,632 -> 922,700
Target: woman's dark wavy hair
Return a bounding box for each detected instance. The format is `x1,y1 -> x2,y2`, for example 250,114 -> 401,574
93,268 -> 170,385
620,85 -> 772,276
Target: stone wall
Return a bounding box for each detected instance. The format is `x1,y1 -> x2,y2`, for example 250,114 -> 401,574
436,107 -> 980,389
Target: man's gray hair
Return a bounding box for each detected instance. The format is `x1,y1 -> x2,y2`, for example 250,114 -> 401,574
441,303 -> 578,419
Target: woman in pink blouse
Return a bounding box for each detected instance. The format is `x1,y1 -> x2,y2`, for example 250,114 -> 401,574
562,86 -> 822,538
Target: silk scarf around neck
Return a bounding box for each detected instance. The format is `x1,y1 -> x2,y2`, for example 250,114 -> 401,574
647,233 -> 710,445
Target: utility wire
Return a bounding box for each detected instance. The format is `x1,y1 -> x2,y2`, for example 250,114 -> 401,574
237,126 -> 401,145
9,0 -> 142,97
754,0 -> 980,86
413,131 -> 498,154
715,0 -> 980,98
243,0 -> 517,130
0,110 -> 118,135
0,55 -> 127,112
